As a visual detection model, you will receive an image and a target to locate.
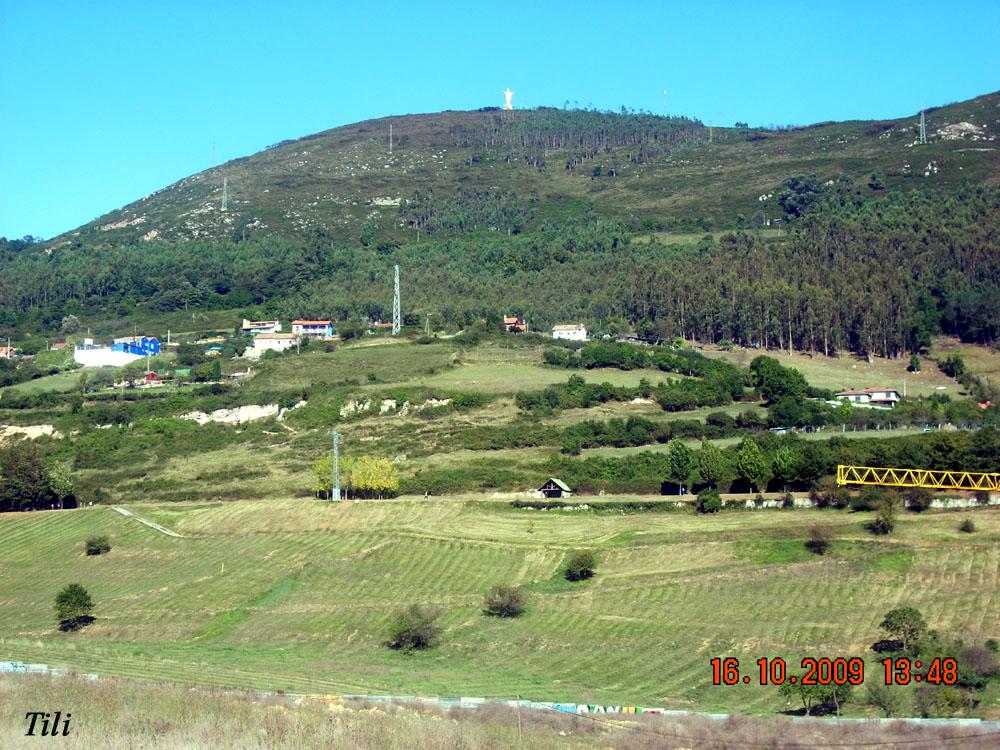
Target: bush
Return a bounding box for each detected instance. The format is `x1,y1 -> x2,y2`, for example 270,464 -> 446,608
55,583 -> 94,631
904,487 -> 934,512
869,499 -> 898,535
483,585 -> 526,618
805,526 -> 833,555
386,605 -> 442,651
85,535 -> 111,556
959,518 -> 977,533
564,550 -> 597,581
696,489 -> 722,513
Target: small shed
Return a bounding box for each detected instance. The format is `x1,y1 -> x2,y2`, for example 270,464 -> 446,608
538,477 -> 572,499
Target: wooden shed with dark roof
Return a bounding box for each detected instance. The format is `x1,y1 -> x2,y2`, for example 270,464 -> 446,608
538,477 -> 572,499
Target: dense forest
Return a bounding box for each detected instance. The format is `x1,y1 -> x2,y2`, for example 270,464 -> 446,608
1,184 -> 996,354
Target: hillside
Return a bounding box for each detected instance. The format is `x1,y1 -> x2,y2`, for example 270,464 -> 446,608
2,499 -> 998,718
49,93 -> 1000,248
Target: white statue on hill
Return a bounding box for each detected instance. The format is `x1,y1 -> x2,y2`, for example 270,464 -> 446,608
503,88 -> 514,110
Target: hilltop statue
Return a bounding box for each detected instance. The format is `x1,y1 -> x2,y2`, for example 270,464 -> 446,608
503,88 -> 514,110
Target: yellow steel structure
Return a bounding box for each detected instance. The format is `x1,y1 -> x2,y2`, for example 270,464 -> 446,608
836,464 -> 1000,492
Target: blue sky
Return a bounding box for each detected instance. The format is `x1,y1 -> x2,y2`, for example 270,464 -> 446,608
1,1 -> 998,240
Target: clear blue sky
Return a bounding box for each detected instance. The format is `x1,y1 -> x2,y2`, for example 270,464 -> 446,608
2,1 -> 997,240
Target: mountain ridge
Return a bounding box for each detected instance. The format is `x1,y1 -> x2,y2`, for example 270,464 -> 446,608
48,91 -> 1000,250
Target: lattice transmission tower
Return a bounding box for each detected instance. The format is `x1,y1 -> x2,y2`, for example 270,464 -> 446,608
392,265 -> 401,335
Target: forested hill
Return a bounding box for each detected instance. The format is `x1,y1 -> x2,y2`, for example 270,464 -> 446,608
42,91 -> 1000,248
0,93 -> 998,353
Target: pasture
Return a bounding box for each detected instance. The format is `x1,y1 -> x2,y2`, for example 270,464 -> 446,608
1,498 -> 998,717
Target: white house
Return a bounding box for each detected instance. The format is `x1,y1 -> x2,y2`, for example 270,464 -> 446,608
835,387 -> 902,409
74,338 -> 146,367
552,323 -> 587,341
291,320 -> 334,338
241,319 -> 282,335
252,333 -> 297,356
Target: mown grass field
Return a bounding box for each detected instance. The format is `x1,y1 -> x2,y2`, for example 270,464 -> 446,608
1,499 -> 998,718
700,345 -> 960,399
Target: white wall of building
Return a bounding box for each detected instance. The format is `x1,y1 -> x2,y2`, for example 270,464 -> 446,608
74,347 -> 144,368
552,326 -> 587,341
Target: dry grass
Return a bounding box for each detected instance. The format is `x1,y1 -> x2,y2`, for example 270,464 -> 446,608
1,674 -> 993,750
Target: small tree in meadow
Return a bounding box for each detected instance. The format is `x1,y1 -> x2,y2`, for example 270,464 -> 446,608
805,526 -> 833,555
85,536 -> 111,556
483,586 -> 526,618
55,583 -> 94,631
696,489 -> 722,513
386,605 -> 442,651
564,550 -> 597,581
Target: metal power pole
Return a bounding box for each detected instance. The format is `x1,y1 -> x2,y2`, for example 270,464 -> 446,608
392,265 -> 401,335
330,430 -> 342,500
919,108 -> 927,145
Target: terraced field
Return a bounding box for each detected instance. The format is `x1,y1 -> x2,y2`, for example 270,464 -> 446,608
1,499 -> 998,717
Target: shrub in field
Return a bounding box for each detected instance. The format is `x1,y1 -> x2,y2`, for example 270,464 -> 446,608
563,550 -> 597,581
904,487 -> 934,512
386,605 -> 441,651
869,491 -> 901,535
55,583 -> 94,631
959,518 -> 976,533
805,526 -> 833,555
482,585 -> 526,618
85,536 -> 111,556
696,489 -> 722,513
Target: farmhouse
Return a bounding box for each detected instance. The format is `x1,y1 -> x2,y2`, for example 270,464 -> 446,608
538,477 -> 572,499
503,315 -> 527,333
835,387 -> 901,409
252,333 -> 297,355
291,320 -> 334,338
552,323 -> 587,341
241,319 -> 282,335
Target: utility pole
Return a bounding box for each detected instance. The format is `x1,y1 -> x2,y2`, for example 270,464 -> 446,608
389,122 -> 393,156
919,107 -> 927,145
330,430 -> 341,501
425,313 -> 430,336
222,177 -> 229,211
392,265 -> 401,335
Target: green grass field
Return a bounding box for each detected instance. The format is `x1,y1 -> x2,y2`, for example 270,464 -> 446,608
700,345 -> 961,399
1,499 -> 997,718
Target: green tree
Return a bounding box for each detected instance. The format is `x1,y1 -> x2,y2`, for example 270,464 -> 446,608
60,315 -> 81,334
698,439 -> 726,489
908,354 -> 921,372
49,464 -> 75,508
736,436 -> 770,494
879,606 -> 927,652
696,488 -> 722,513
865,682 -> 903,717
749,356 -> 807,403
0,443 -> 55,512
772,445 -> 801,492
564,550 -> 597,581
665,438 -> 694,494
350,456 -> 399,498
55,583 -> 94,631
211,359 -> 222,381
386,605 -> 441,651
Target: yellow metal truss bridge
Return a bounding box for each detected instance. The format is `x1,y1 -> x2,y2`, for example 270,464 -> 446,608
836,464 -> 1000,492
